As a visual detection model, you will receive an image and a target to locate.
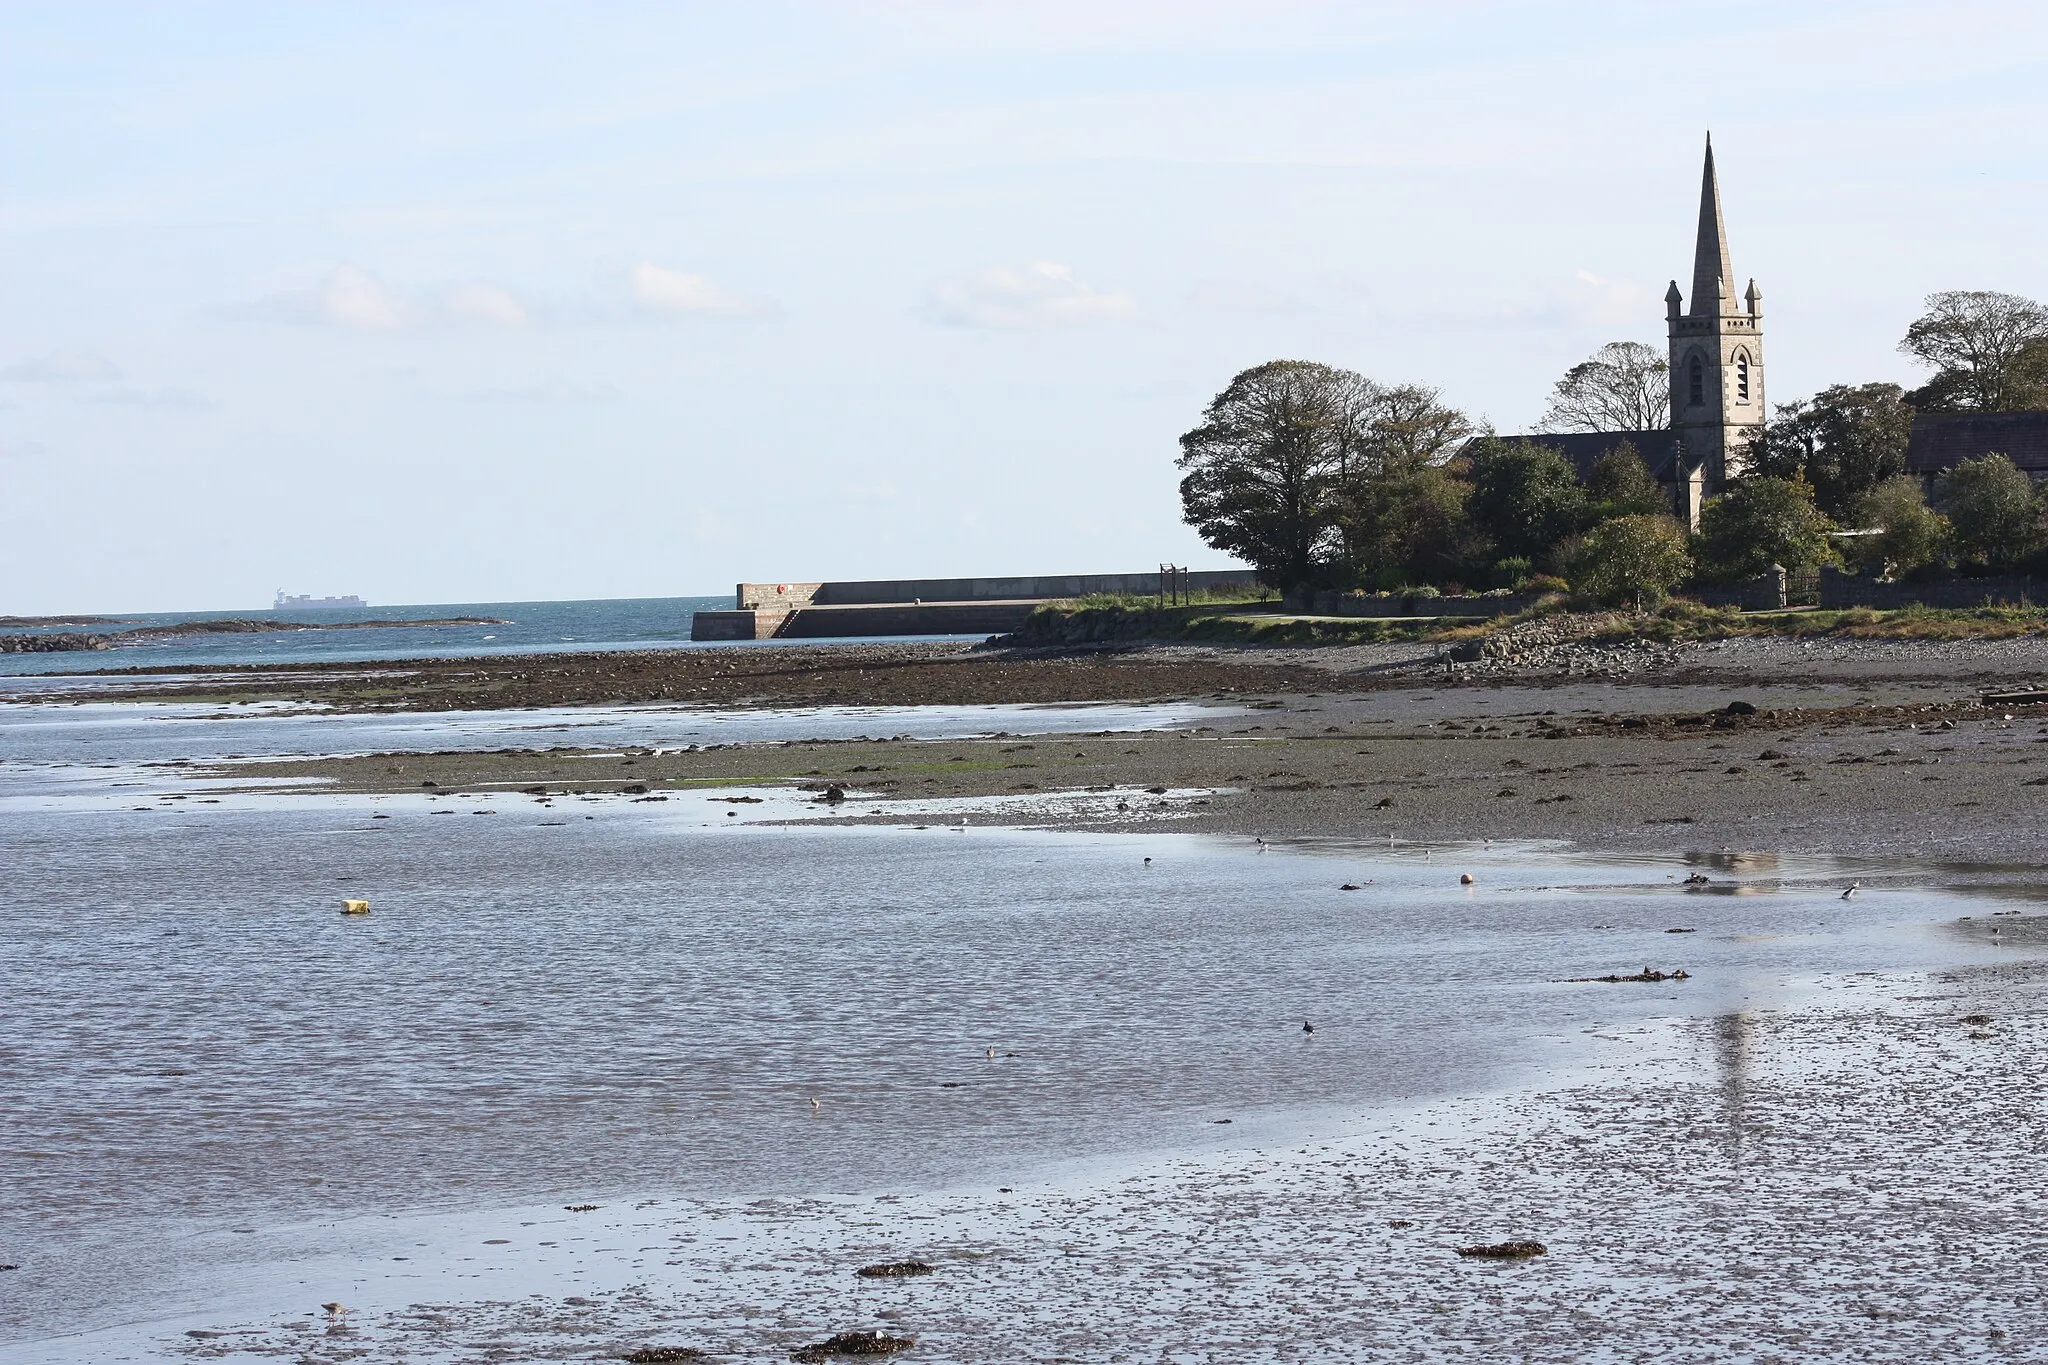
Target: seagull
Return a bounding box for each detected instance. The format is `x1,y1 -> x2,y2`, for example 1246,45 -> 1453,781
1842,880 -> 1861,899
810,1097 -> 822,1113
986,1045 -> 996,1059
1143,856 -> 1152,865
1302,1021 -> 1315,1037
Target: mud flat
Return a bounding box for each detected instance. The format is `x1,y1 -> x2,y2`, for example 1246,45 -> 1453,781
207,668 -> 2048,862
72,962 -> 2048,1363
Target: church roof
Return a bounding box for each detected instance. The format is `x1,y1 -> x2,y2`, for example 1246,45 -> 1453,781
1474,430 -> 1685,483
1905,412 -> 2048,476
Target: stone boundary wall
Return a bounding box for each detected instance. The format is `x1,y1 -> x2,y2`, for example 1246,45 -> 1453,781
775,602 -> 1038,637
1686,572 -> 1787,612
735,570 -> 1255,609
1819,567 -> 2042,609
1311,590 -> 1537,619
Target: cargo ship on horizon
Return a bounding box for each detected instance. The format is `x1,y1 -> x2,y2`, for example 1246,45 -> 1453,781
273,590 -> 367,611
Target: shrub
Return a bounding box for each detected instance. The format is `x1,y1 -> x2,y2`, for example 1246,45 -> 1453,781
1571,514 -> 1694,610
1696,477 -> 1837,579
1853,476 -> 1949,577
1936,453 -> 2041,571
1491,556 -> 1532,590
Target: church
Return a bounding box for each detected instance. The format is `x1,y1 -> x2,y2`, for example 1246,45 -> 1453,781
1498,137 -> 2048,526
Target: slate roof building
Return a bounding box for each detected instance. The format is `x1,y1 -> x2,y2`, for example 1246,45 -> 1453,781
1905,411 -> 2048,489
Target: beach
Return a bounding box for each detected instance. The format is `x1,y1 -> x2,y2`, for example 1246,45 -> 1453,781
8,636 -> 2048,1361
100,634 -> 2048,863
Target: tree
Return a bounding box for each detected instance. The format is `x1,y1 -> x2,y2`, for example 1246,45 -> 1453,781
1935,454 -> 2042,571
1178,361 -> 1350,590
1899,290 -> 2048,412
1584,441 -> 1671,521
1338,457 -> 1478,589
1853,475 -> 1948,577
1535,341 -> 1670,432
1572,514 -> 1693,610
1696,477 -> 1836,580
1358,383 -> 1476,469
1466,438 -> 1589,561
1748,383 -> 1916,519
1327,381 -> 1475,580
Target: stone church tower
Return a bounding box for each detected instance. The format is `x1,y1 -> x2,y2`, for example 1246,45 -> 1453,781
1666,135 -> 1765,525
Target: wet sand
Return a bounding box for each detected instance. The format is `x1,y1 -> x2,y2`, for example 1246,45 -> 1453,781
25,636 -> 2048,1360
132,960 -> 2048,1363
204,669 -> 2048,862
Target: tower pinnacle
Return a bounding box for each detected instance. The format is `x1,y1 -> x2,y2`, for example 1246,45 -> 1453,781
1690,133 -> 1735,318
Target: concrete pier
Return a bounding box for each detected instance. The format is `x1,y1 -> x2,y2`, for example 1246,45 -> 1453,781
691,569 -> 1255,641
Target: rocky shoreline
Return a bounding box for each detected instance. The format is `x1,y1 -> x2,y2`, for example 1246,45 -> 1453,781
0,616 -> 508,653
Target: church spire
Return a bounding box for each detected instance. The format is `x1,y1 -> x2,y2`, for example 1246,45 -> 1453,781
1689,133 -> 1735,318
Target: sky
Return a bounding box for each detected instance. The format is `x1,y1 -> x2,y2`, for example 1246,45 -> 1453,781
3,1 -> 2046,613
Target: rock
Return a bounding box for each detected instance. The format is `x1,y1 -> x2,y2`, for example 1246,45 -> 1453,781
790,1330 -> 916,1361
855,1261 -> 934,1278
0,632 -> 110,653
621,1349 -> 706,1363
1456,1240 -> 1548,1259
1577,967 -> 1690,983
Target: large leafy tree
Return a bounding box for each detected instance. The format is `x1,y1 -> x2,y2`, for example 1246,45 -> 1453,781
1362,383 -> 1478,468
1535,341 -> 1670,433
1584,441 -> 1671,521
1572,514 -> 1693,610
1935,454 -> 2042,571
1327,381 -> 1475,582
1465,438 -> 1590,561
1899,291 -> 2048,412
1696,477 -> 1836,579
1178,360 -> 1351,590
1748,383 -> 1916,519
1339,457 -> 1478,589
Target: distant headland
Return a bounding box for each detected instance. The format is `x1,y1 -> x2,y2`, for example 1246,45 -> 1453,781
0,616 -> 509,654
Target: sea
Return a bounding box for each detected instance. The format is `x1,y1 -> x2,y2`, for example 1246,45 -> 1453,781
0,595 -> 944,677
3,662 -> 2044,1358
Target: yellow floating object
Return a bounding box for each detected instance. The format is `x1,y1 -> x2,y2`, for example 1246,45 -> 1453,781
341,899 -> 371,915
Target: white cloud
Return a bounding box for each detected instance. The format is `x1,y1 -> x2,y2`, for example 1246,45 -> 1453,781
630,262 -> 771,318
444,283 -> 529,328
312,265 -> 413,330
257,267 -> 532,331
926,261 -> 1137,329
2,351 -> 122,382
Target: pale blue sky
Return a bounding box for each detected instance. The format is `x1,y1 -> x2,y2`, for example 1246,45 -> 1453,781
4,1 -> 2045,612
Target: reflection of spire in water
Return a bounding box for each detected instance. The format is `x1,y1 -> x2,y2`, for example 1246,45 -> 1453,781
1713,1011 -> 1750,1161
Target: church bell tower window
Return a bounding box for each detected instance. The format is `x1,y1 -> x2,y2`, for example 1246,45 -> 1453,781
1688,353 -> 1705,407
1736,351 -> 1751,402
